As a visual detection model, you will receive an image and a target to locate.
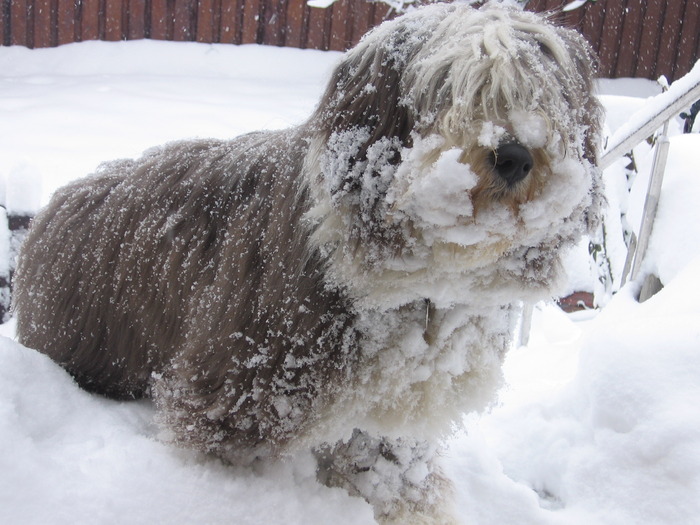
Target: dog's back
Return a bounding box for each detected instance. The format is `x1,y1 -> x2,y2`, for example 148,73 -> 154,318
14,159 -> 154,398
13,131 -> 317,399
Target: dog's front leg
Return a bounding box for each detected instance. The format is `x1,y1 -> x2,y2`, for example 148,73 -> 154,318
315,429 -> 458,524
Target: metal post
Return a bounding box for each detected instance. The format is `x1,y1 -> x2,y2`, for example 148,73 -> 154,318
518,303 -> 534,347
629,126 -> 671,284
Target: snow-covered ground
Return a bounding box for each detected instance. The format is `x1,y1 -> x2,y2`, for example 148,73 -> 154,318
1,41 -> 699,525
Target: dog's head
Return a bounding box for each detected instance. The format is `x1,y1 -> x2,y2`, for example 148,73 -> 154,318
304,3 -> 604,309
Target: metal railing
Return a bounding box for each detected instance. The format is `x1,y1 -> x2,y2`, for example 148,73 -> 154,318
519,60 -> 700,345
604,62 -> 700,299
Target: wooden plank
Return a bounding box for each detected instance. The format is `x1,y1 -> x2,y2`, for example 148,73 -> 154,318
322,2 -> 334,50
79,0 -> 100,41
524,0 -> 546,12
271,0 -> 289,46
127,0 -> 147,39
284,0 -> 304,48
370,1 -> 390,28
305,5 -> 325,50
211,0 -> 223,42
241,0 -> 261,44
675,0 -> 700,81
580,0 -> 606,62
613,0 -> 645,78
348,0 -> 371,46
174,0 -> 196,41
635,0 -> 664,79
104,0 -> 125,41
32,0 -> 53,47
0,0 -> 8,45
328,0 -> 351,51
560,0 -> 587,33
196,0 -> 215,42
260,0 -> 278,46
57,0 -> 77,45
597,1 -> 626,80
219,0 -> 241,43
150,0 -> 170,40
655,0 -> 685,80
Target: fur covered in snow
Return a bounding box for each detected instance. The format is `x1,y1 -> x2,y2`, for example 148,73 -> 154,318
12,3 -> 602,523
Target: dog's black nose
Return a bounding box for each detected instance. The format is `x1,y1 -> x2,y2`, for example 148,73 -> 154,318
491,143 -> 534,185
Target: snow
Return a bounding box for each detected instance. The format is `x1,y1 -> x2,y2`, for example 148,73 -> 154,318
601,60 -> 700,169
0,40 -> 339,206
1,40 -> 700,524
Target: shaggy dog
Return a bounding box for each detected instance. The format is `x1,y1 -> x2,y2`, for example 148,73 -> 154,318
13,3 -> 603,523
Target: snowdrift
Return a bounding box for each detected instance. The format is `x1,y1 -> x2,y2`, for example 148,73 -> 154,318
1,41 -> 699,525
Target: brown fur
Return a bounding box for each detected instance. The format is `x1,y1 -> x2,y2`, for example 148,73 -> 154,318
14,131 -> 359,456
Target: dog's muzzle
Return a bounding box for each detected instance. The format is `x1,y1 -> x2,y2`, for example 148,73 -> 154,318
490,143 -> 533,185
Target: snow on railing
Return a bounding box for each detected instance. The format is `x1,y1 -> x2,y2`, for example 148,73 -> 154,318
600,62 -> 700,171
520,60 -> 699,345
602,61 -> 700,301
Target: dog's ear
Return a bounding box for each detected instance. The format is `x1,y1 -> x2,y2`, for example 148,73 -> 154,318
548,25 -> 605,233
304,21 -> 436,256
548,25 -> 603,166
312,22 -> 427,159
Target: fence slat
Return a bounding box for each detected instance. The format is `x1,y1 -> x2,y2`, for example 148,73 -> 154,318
104,0 -> 124,41
57,0 -> 76,45
285,0 -> 305,48
173,0 -> 194,41
305,5 -> 326,50
348,0 -> 371,46
32,0 -> 52,47
150,0 -> 170,40
613,0 -> 644,78
559,2 -> 586,38
675,0 -> 700,82
219,0 -> 242,44
0,1 -> 6,45
241,0 -> 261,44
370,1 -> 389,28
197,0 -> 215,42
261,0 -> 281,46
597,2 -> 625,80
328,0 -> 349,51
78,0 -> 100,41
127,0 -> 147,40
581,1 -> 606,73
277,0 -> 291,46
656,0 -> 685,81
635,0 -> 665,79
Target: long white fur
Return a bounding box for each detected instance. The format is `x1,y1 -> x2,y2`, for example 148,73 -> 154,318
303,4 -> 602,311
296,6 -> 603,520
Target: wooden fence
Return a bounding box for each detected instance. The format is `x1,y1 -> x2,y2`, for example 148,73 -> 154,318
530,0 -> 699,83
0,0 -> 698,82
0,0 -> 390,51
